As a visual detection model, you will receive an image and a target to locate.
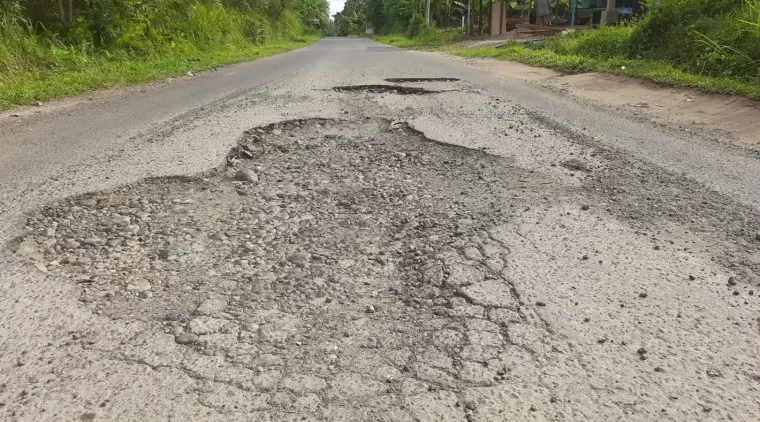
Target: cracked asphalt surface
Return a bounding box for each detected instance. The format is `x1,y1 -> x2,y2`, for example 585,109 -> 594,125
1,38 -> 760,421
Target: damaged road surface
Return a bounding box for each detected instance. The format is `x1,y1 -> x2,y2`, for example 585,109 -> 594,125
2,38 -> 760,421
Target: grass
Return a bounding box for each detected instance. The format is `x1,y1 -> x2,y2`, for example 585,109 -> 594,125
372,30 -> 760,100
456,43 -> 760,99
0,35 -> 319,110
371,28 -> 466,48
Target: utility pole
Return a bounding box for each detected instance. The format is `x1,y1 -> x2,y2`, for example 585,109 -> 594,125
467,0 -> 472,35
425,0 -> 431,24
478,0 -> 483,35
570,0 -> 577,27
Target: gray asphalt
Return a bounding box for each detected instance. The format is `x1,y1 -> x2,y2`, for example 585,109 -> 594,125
1,37 -> 759,421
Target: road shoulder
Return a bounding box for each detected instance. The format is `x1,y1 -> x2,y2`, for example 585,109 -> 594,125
443,54 -> 760,149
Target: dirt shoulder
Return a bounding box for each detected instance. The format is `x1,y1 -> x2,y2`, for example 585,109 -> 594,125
450,56 -> 760,149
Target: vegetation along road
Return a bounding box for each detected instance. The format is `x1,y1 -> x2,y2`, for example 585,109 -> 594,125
2,33 -> 760,422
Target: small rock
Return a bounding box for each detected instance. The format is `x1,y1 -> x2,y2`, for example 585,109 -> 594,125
126,278 -> 151,293
462,247 -> 482,261
637,347 -> 647,355
13,240 -> 38,259
107,237 -> 125,247
195,297 -> 226,316
82,237 -> 103,246
688,275 -> 695,281
654,366 -> 664,373
706,368 -> 722,378
581,205 -> 590,211
235,169 -> 258,183
366,336 -> 379,348
175,333 -> 199,345
755,232 -> 760,242
272,129 -> 282,135
111,215 -> 131,226
138,290 -> 152,299
64,239 -> 81,249
186,71 -> 194,77
464,400 -> 477,411
287,252 -> 311,264
44,228 -> 56,237
392,152 -> 406,160
365,305 -> 376,313
728,276 -> 737,286
639,292 -> 648,298
535,301 -> 546,307
34,101 -> 43,107
561,158 -> 589,172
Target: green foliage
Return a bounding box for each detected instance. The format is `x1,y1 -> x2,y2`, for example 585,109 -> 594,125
455,42 -> 760,99
535,26 -> 635,59
0,0 -> 327,107
406,12 -> 425,38
337,0 -> 467,34
631,0 -> 760,79
371,28 -> 464,47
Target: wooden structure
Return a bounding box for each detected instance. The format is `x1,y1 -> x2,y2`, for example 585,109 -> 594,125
490,1 -> 508,36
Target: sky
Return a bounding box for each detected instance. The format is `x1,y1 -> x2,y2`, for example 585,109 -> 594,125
329,0 -> 345,18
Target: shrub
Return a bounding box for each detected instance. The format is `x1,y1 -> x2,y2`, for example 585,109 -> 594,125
631,0 -> 760,79
407,13 -> 425,38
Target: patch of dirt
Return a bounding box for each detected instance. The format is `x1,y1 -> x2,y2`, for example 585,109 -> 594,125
332,85 -> 440,95
455,57 -> 760,147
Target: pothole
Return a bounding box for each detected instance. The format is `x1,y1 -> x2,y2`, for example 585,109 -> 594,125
384,78 -> 459,83
332,85 -> 439,95
8,116 -> 549,417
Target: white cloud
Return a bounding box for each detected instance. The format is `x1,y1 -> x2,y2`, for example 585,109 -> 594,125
329,0 -> 346,17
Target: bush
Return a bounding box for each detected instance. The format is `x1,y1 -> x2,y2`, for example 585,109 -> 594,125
535,26 -> 635,59
631,0 -> 760,79
407,13 -> 425,38
239,12 -> 273,45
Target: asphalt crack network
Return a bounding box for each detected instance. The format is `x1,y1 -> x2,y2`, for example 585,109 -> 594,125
10,117 -> 571,420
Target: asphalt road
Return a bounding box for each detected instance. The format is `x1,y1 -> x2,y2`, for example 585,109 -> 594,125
1,37 -> 759,421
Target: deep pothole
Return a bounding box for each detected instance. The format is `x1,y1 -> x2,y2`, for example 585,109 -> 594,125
384,77 -> 459,83
332,84 -> 439,95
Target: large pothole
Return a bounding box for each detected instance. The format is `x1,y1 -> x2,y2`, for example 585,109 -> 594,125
385,77 -> 460,83
9,117 -> 551,418
332,84 -> 439,95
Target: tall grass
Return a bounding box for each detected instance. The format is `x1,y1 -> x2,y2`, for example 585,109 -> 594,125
0,2 -> 48,79
630,0 -> 760,80
740,0 -> 760,30
0,0 -> 319,108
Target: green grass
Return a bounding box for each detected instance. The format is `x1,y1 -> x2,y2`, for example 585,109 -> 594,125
370,28 -> 466,48
454,43 -> 760,100
0,35 -> 319,110
372,30 -> 760,100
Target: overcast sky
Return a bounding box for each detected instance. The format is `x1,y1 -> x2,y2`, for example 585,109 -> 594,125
329,0 -> 345,18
